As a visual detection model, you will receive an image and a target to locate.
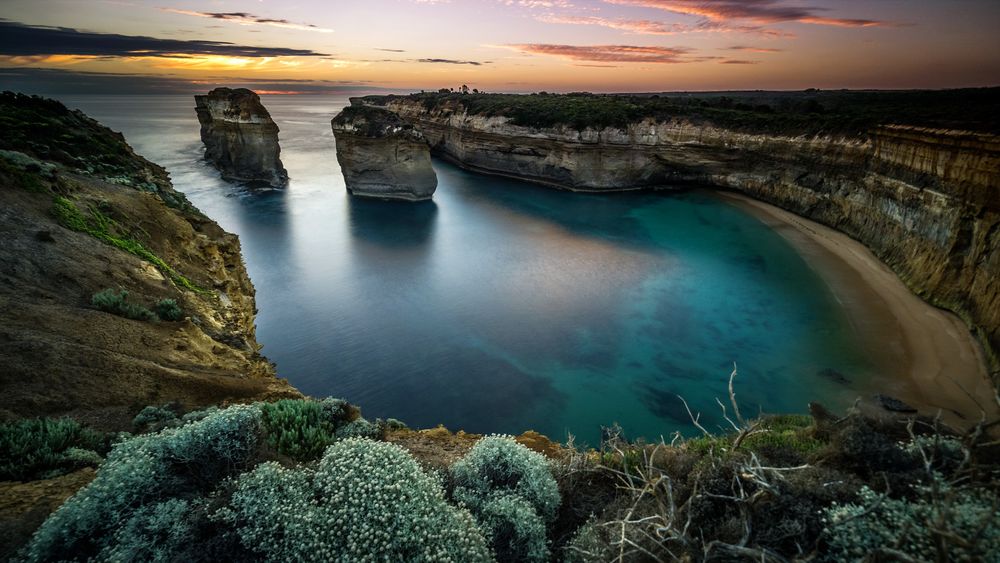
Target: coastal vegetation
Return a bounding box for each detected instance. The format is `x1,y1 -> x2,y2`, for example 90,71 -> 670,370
54,196 -> 202,292
9,395 -> 998,562
366,87 -> 1000,135
0,418 -> 108,481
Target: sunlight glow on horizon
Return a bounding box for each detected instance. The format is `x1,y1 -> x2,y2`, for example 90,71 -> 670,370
0,0 -> 997,94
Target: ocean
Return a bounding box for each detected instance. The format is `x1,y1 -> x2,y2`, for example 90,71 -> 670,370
60,94 -> 876,444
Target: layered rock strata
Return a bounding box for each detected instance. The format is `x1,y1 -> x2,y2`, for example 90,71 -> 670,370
363,96 -> 1000,371
194,88 -> 288,187
0,92 -> 299,425
331,104 -> 437,201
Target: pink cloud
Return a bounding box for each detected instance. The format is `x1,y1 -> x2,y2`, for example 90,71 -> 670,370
536,14 -> 790,36
603,0 -> 894,28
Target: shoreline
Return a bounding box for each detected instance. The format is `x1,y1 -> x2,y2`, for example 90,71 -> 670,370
717,191 -> 998,428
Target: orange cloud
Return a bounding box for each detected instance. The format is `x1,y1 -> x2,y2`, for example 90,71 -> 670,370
506,44 -> 698,63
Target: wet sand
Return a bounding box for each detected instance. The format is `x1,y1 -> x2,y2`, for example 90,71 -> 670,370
718,192 -> 998,427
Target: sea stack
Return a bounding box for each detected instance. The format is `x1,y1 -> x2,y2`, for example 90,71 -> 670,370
194,87 -> 288,187
331,103 -> 437,201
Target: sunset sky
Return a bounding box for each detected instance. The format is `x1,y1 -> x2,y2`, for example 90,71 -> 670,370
0,0 -> 998,94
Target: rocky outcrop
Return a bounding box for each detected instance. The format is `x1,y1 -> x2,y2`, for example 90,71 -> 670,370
362,95 -> 1000,371
331,104 -> 437,201
0,92 -> 299,426
194,88 -> 288,187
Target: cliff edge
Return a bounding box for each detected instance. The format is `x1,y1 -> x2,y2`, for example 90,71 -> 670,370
194,88 -> 288,188
0,92 -> 299,429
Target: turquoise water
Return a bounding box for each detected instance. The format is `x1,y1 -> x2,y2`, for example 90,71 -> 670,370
61,95 -> 871,444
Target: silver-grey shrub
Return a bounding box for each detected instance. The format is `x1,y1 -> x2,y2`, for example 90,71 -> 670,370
222,438 -> 493,562
821,478 -> 1000,561
475,493 -> 550,562
451,435 -> 560,522
23,404 -> 262,562
451,435 -> 560,563
98,498 -> 201,562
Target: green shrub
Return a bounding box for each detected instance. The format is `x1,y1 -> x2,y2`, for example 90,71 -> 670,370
451,435 -> 560,522
563,519 -> 612,563
222,439 -> 492,562
91,288 -> 156,321
0,417 -> 105,481
23,404 -> 261,562
475,494 -> 550,562
821,479 -> 1000,561
685,414 -> 822,458
384,417 -> 408,430
153,298 -> 184,321
334,417 -> 382,440
261,399 -> 337,461
132,404 -> 180,432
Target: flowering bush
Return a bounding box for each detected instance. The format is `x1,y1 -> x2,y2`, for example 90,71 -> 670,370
451,435 -> 560,562
223,438 -> 493,562
451,435 -> 560,522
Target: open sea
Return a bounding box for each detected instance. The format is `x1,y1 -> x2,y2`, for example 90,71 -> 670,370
60,95 -> 878,444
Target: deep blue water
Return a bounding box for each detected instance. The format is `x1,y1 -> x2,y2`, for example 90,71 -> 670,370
61,95 -> 873,444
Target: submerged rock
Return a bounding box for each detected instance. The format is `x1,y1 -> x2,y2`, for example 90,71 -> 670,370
331,104 -> 437,201
194,88 -> 288,187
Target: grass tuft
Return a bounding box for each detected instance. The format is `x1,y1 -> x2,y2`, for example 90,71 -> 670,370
52,196 -> 203,292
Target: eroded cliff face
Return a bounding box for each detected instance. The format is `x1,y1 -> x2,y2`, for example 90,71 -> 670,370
195,88 -> 288,187
331,104 -> 437,201
367,97 -> 1000,371
0,93 -> 299,427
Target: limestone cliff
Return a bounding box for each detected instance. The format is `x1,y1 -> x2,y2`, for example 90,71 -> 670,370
331,104 -> 437,201
194,88 -> 288,188
361,94 -> 1000,372
0,92 -> 299,427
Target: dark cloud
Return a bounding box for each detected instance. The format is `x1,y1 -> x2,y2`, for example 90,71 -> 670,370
719,59 -> 759,64
0,20 -> 330,58
417,58 -> 489,66
726,45 -> 782,53
375,48 -> 406,53
161,9 -> 334,33
0,67 -> 398,96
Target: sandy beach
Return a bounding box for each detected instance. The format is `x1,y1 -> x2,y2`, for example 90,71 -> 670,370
718,192 -> 999,428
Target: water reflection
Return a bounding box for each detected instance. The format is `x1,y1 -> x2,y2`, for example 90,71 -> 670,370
346,196 -> 439,248
57,94 -> 877,444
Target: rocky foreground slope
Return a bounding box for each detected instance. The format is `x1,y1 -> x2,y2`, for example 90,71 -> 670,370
331,104 -> 437,201
0,92 -> 299,428
360,91 -> 1000,374
194,88 -> 288,187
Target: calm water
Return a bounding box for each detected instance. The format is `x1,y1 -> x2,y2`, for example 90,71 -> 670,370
61,95 -> 872,444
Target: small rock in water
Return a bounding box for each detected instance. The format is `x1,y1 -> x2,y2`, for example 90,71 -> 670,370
874,393 -> 917,413
817,367 -> 850,384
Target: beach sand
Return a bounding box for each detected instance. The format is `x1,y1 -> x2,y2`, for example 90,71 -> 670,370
718,192 -> 999,428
